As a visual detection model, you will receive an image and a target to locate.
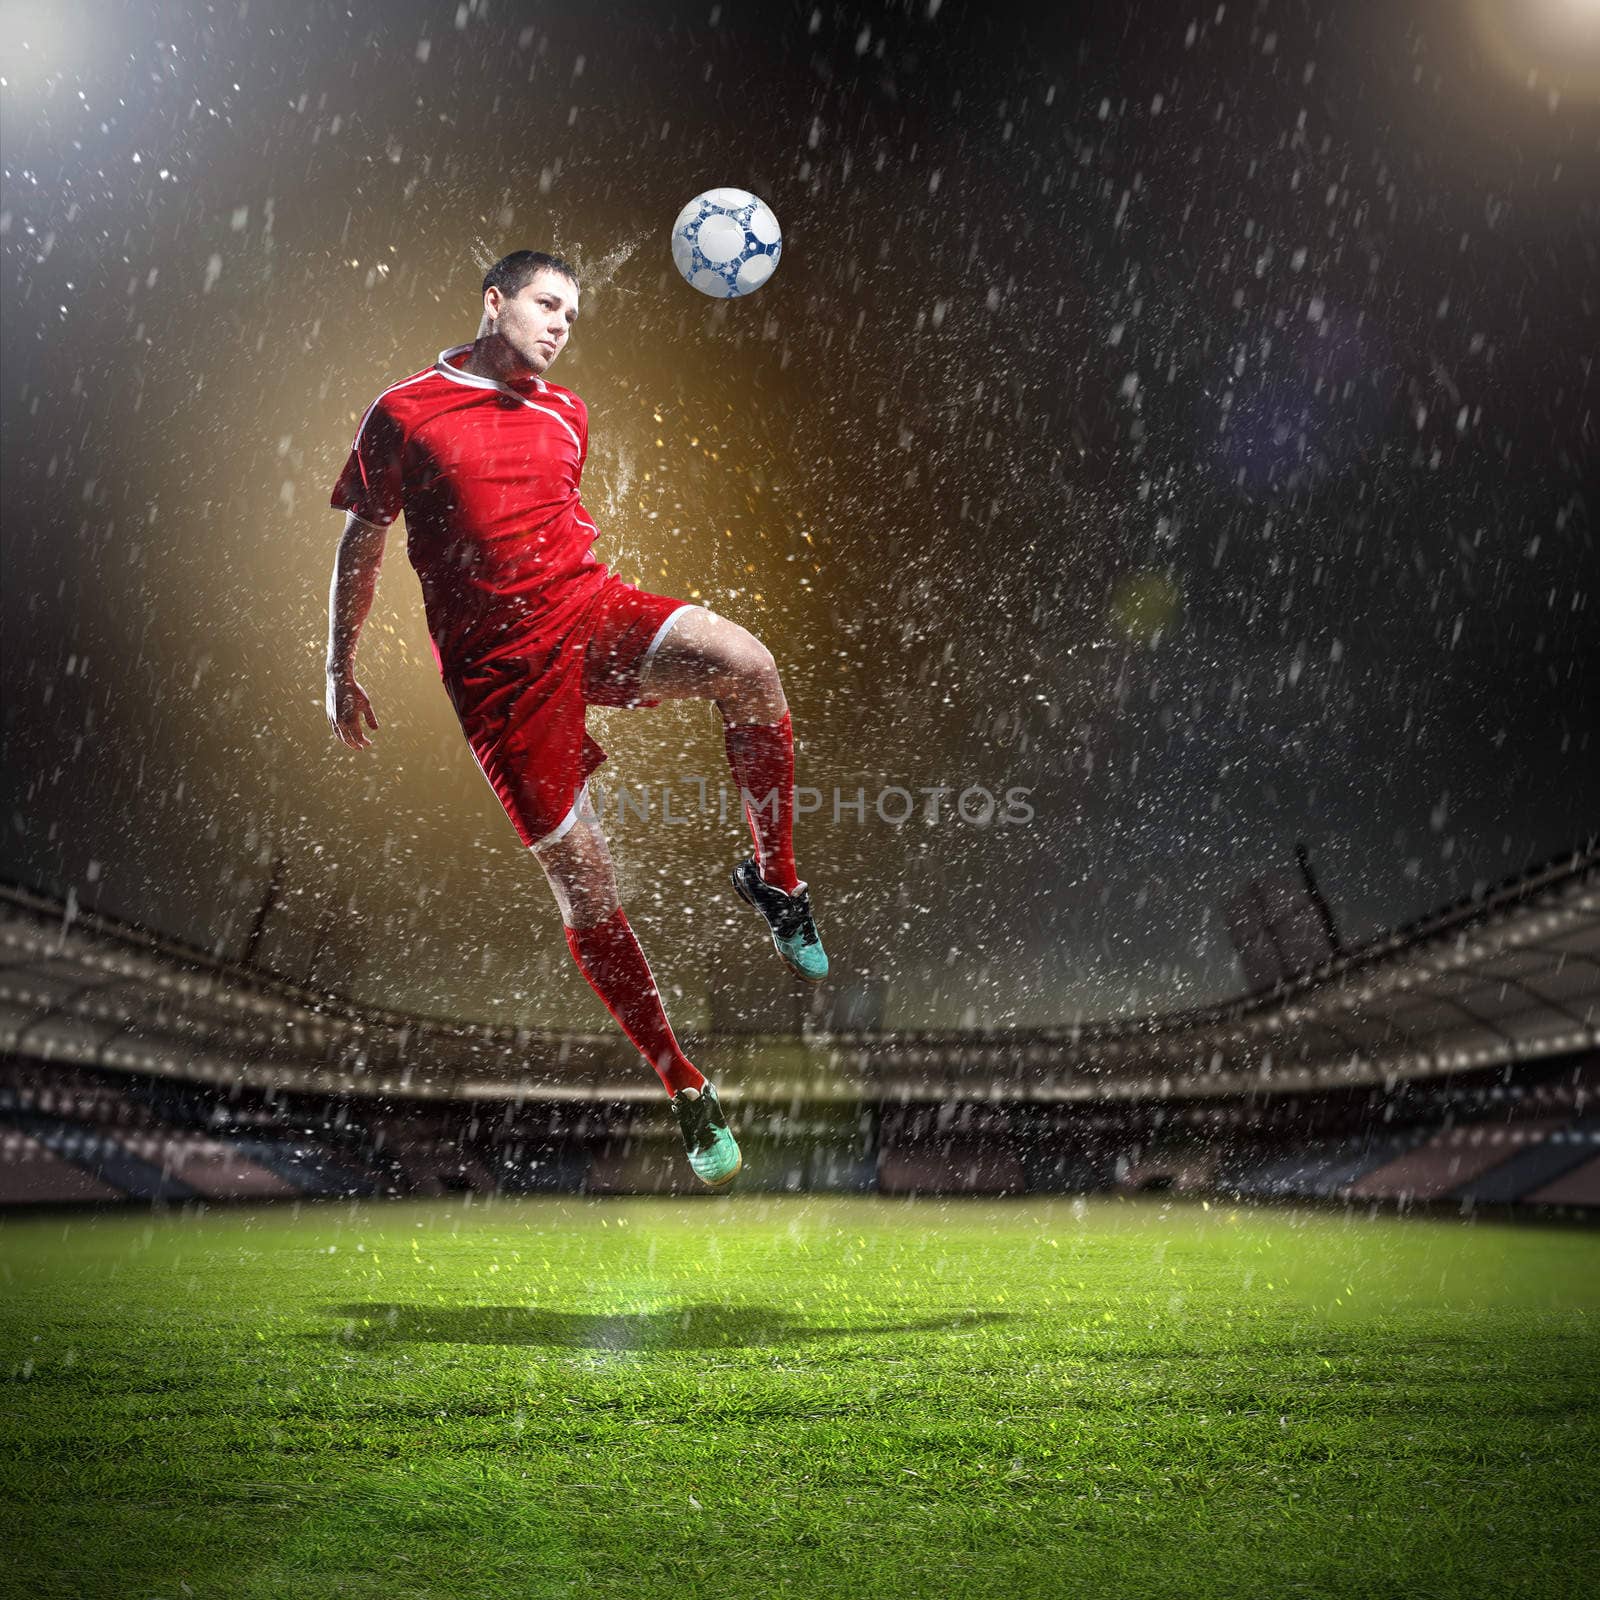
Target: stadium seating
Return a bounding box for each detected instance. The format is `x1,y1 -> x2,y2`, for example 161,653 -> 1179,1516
0,1128 -> 123,1204
1346,1120 -> 1568,1203
2,850 -> 1595,1211
1455,1118 -> 1600,1206
877,1138 -> 1027,1195
1525,1153 -> 1600,1207
3,1052 -> 1596,1211
1221,1133 -> 1423,1201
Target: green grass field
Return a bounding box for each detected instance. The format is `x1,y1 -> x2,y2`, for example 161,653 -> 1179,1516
3,1196 -> 1598,1599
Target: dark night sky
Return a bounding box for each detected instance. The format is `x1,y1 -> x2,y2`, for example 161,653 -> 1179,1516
2,0 -> 1596,1031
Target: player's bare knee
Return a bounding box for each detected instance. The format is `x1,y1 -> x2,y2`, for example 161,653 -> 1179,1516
562,881 -> 622,928
746,635 -> 780,690
539,861 -> 620,928
532,813 -> 619,926
720,629 -> 781,705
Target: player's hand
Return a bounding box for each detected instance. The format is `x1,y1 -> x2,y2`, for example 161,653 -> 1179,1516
326,671 -> 379,750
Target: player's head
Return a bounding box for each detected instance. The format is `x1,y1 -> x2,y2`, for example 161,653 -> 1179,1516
479,250 -> 580,376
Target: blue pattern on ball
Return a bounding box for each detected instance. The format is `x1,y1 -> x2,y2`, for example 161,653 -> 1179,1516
671,191 -> 782,300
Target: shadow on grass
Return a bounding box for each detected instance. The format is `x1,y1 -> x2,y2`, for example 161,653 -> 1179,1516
321,1301 -> 1019,1351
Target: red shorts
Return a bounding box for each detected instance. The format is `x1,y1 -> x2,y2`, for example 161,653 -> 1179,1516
441,577 -> 696,849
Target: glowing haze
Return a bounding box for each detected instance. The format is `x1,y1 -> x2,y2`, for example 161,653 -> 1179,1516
2,2 -> 1595,1031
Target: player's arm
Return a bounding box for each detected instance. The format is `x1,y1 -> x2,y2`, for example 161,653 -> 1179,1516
324,512 -> 388,750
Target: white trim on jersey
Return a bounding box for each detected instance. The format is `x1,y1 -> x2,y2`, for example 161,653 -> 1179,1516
530,780 -> 593,853
433,343 -> 583,453
435,343 -> 577,404
637,605 -> 699,696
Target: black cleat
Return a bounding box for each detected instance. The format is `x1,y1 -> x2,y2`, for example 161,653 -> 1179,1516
731,857 -> 829,983
670,1081 -> 742,1187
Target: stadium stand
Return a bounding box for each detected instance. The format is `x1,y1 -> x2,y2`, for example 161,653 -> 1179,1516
1344,1120 -> 1568,1204
1454,1117 -> 1600,1207
7,1109 -> 196,1202
1221,1132 -> 1424,1201
0,1127 -> 122,1205
1,844 -> 1595,1211
878,1140 -> 1027,1196
1526,1153 -> 1600,1208
127,1135 -> 298,1202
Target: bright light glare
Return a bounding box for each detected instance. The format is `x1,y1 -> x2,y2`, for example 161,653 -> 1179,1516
0,0 -> 130,101
0,1 -> 74,77
1470,0 -> 1600,101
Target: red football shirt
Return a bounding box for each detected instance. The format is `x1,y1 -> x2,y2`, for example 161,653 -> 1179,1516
329,343 -> 612,673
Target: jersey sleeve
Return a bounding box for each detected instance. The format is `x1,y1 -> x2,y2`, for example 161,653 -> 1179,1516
329,396 -> 405,527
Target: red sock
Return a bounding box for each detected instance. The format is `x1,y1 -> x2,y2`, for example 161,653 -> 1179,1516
563,908 -> 704,1097
723,710 -> 801,893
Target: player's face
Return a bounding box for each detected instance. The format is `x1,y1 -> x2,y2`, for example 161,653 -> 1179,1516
493,269 -> 580,376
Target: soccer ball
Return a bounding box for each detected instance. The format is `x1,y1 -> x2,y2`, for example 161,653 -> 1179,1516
670,188 -> 782,299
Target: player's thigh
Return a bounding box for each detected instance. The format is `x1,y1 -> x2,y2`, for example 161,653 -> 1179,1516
531,807 -> 619,927
643,606 -> 776,702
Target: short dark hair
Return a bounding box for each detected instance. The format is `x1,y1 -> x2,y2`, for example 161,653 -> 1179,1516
482,250 -> 579,301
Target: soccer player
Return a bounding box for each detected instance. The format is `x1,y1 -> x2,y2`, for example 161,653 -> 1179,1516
324,250 -> 828,1188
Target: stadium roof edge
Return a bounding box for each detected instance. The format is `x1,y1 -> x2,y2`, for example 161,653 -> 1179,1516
1,839 -> 1596,1098
3,836 -> 1593,1041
